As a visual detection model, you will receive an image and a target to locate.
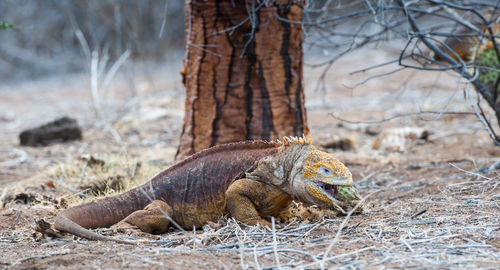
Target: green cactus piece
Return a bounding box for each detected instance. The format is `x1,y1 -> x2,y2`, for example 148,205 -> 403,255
337,185 -> 361,201
475,48 -> 500,100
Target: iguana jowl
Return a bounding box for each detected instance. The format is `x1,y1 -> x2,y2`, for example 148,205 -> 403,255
55,136 -> 359,243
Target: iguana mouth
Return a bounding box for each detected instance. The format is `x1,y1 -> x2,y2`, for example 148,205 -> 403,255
316,182 -> 338,197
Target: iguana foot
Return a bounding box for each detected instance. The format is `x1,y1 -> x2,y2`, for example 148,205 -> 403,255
122,200 -> 173,234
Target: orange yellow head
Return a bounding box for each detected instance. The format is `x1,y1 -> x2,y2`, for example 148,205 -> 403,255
282,136 -> 354,208
302,151 -> 352,183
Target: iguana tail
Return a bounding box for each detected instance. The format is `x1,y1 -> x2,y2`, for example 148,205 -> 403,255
54,188 -> 151,244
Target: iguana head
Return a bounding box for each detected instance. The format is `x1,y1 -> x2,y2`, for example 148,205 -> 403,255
290,149 -> 356,208
247,136 -> 360,211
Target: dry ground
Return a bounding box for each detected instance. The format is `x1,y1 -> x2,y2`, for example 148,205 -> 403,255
0,49 -> 499,269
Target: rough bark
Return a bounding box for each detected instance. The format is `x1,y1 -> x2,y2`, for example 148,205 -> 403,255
177,0 -> 308,159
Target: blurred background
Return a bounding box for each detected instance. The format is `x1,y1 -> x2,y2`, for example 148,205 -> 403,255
0,0 -> 498,164
0,0 -> 184,82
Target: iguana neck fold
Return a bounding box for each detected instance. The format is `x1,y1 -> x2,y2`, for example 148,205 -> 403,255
246,142 -> 313,195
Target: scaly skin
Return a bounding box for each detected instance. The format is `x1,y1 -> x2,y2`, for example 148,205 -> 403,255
54,136 -> 359,244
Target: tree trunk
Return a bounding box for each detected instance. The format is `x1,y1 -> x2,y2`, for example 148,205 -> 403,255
177,0 -> 308,159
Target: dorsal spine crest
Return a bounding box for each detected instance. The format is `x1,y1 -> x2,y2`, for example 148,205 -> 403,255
279,135 -> 314,150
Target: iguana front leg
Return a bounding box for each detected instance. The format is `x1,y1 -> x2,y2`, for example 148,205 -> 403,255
225,178 -> 292,227
121,200 -> 173,234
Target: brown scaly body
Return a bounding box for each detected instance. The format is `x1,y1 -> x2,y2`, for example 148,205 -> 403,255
55,137 -> 359,244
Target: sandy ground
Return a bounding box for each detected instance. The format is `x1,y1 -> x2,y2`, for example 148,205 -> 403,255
0,48 -> 499,269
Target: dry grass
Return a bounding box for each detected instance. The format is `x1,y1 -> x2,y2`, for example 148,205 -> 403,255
45,155 -> 165,205
1,154 -> 167,209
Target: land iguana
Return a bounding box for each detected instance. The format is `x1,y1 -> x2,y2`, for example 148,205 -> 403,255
54,136 -> 361,244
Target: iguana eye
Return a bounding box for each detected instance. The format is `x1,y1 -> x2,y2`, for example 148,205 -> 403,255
317,166 -> 333,177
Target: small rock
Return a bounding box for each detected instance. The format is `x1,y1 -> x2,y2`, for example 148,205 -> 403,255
321,136 -> 355,151
19,116 -> 82,146
372,127 -> 431,152
33,218 -> 62,239
365,126 -> 381,136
